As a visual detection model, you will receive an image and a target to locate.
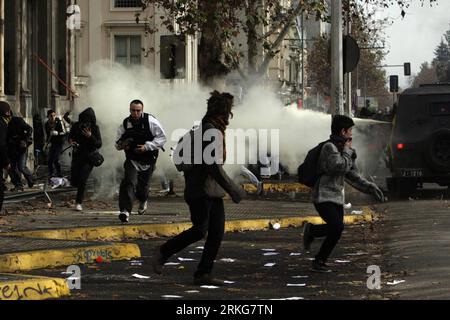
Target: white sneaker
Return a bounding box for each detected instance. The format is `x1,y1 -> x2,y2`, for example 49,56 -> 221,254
119,211 -> 130,223
75,204 -> 83,211
138,201 -> 148,215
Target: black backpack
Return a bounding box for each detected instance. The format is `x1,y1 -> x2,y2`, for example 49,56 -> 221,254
297,140 -> 330,188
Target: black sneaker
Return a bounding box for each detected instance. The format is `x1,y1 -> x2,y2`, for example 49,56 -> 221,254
193,274 -> 224,286
303,223 -> 314,252
152,246 -> 166,275
311,259 -> 332,273
27,180 -> 34,188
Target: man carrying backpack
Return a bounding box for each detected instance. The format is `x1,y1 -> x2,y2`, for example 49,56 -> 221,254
115,100 -> 167,223
302,115 -> 384,272
152,91 -> 245,286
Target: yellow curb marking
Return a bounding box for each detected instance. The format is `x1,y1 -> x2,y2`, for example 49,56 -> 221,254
3,209 -> 375,241
0,275 -> 70,300
0,243 -> 140,273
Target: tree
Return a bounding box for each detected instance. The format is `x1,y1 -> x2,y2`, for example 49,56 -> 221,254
432,38 -> 450,82
307,5 -> 391,109
411,62 -> 438,87
137,0 -> 440,86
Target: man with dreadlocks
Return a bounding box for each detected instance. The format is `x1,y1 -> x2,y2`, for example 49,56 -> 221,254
153,91 -> 245,286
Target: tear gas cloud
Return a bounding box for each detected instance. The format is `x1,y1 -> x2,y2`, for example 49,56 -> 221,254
73,61 -> 384,196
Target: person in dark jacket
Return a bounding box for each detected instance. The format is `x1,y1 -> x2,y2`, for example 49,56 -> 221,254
152,91 -> 245,286
0,101 -> 12,213
7,113 -> 34,191
68,107 -> 102,211
45,110 -> 66,178
303,115 -> 385,273
115,99 -> 167,223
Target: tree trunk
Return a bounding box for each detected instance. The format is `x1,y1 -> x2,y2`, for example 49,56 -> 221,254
198,0 -> 230,87
246,0 -> 260,76
257,1 -> 303,77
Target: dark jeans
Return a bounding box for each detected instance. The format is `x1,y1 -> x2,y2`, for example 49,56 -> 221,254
71,158 -> 93,204
311,202 -> 345,262
119,160 -> 154,213
160,198 -> 225,277
48,143 -> 63,177
9,150 -> 34,188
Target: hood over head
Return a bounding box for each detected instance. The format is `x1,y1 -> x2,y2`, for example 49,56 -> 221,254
0,101 -> 11,117
78,107 -> 96,125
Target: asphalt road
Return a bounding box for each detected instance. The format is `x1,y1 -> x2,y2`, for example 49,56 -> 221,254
25,222 -> 390,301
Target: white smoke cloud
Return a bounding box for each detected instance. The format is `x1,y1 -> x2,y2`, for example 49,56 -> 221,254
71,61 -> 386,197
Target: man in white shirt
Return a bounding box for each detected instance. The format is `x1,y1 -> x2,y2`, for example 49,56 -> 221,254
116,99 -> 167,223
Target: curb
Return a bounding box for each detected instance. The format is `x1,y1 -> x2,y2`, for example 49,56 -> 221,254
242,183 -> 311,194
0,274 -> 70,300
0,243 -> 141,273
3,210 -> 376,242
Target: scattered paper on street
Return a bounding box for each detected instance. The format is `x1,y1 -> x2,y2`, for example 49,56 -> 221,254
161,295 -> 183,299
263,252 -> 279,256
264,263 -> 276,267
270,297 -> 304,300
287,283 -> 306,287
262,249 -> 276,252
220,258 -> 236,263
185,290 -> 200,294
164,262 -> 180,266
335,260 -> 351,263
290,253 -> 302,256
178,257 -> 195,262
387,280 -> 406,286
201,286 -> 219,289
132,274 -> 150,279
223,281 -> 235,284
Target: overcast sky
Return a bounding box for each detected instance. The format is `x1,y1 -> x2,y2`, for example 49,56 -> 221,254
379,0 -> 450,88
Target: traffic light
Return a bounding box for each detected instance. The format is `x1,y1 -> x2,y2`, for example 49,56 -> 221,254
390,75 -> 399,93
404,62 -> 411,76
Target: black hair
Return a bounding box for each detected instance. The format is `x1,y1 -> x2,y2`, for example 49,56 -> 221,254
331,115 -> 355,136
130,100 -> 144,107
205,91 -> 234,119
47,109 -> 56,117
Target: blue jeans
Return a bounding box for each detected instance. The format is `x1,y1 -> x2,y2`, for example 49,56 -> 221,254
9,150 -> 34,188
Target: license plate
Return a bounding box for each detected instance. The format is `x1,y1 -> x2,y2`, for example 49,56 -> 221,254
400,169 -> 424,177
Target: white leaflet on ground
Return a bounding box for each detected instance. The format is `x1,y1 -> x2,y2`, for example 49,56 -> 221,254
270,297 -> 304,300
289,253 -> 302,256
387,280 -> 406,285
335,260 -> 351,263
201,285 -> 219,289
178,257 -> 195,262
164,262 -> 181,266
264,263 -> 276,267
263,252 -> 280,256
185,290 -> 200,294
161,295 -> 183,299
287,283 -> 306,287
223,281 -> 235,284
132,274 -> 150,279
261,249 -> 277,252
196,246 -> 204,250
220,258 -> 236,263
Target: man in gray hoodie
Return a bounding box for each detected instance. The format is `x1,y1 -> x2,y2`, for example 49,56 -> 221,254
303,115 -> 384,272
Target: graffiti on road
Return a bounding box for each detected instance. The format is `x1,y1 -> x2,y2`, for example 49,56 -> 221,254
0,283 -> 53,300
72,248 -> 113,263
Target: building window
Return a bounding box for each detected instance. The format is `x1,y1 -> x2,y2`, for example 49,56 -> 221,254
160,35 -> 186,79
114,35 -> 142,65
114,0 -> 142,8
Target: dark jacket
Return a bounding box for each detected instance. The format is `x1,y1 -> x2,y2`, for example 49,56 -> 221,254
0,117 -> 9,169
184,121 -> 242,200
45,118 -> 65,146
7,116 -> 33,157
68,108 -> 102,159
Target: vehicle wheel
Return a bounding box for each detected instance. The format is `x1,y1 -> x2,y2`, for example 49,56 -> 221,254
425,129 -> 450,172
